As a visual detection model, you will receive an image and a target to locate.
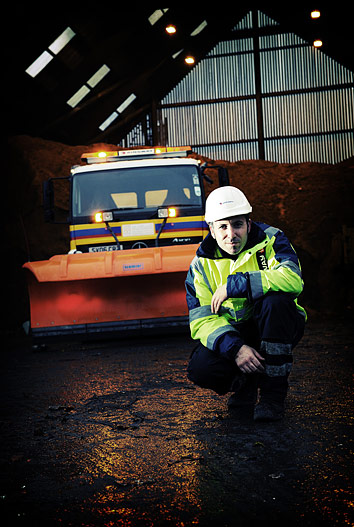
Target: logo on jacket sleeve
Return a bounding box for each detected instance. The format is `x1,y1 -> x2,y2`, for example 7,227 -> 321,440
256,248 -> 268,270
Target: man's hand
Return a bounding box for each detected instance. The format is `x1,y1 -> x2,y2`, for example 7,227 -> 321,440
235,344 -> 265,374
211,284 -> 228,313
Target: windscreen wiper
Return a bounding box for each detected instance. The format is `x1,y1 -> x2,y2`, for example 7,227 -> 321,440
105,221 -> 121,249
154,205 -> 197,247
155,217 -> 167,247
92,210 -> 121,249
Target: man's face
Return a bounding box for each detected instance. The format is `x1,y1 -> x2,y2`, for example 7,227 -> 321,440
210,215 -> 251,256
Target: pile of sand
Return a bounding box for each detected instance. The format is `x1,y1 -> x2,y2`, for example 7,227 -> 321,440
4,135 -> 354,330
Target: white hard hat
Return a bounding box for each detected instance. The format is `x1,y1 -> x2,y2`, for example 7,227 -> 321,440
204,186 -> 252,223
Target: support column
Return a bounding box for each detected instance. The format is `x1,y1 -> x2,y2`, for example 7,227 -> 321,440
151,99 -> 159,145
252,10 -> 265,160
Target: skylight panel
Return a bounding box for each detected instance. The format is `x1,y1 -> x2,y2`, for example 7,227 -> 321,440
87,64 -> 110,88
25,51 -> 54,77
98,93 -> 137,132
148,9 -> 169,25
190,20 -> 208,36
117,93 -> 136,113
67,65 -> 111,107
172,49 -> 183,59
67,85 -> 90,108
25,26 -> 76,77
99,111 -> 118,131
48,27 -> 76,55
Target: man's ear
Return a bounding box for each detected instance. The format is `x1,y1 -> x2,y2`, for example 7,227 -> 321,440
209,223 -> 216,239
247,218 -> 252,234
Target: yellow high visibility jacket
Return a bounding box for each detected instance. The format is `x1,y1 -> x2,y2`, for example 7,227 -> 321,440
185,221 -> 306,357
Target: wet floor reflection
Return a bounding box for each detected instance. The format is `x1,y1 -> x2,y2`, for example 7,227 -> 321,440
53,383 -> 213,525
2,325 -> 353,526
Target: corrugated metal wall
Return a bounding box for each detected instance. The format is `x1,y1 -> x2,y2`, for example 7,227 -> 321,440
123,10 -> 354,164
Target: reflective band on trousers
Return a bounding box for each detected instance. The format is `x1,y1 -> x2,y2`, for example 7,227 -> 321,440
261,342 -> 292,355
261,342 -> 293,377
265,363 -> 292,377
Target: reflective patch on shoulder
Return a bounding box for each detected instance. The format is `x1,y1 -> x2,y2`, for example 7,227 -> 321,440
264,226 -> 281,238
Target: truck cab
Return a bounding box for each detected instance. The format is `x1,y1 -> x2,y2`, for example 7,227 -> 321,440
69,147 -> 208,253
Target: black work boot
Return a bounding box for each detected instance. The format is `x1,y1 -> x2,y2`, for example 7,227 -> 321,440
228,374 -> 259,409
253,400 -> 284,421
254,378 -> 287,422
253,341 -> 292,422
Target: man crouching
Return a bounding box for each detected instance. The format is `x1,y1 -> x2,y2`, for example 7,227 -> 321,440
185,186 -> 306,421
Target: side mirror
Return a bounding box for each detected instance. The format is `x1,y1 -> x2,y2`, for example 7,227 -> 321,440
217,166 -> 229,187
43,180 -> 55,222
42,177 -> 70,224
200,163 -> 230,186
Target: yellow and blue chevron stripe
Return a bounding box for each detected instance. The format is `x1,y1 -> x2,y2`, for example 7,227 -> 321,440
70,216 -> 208,250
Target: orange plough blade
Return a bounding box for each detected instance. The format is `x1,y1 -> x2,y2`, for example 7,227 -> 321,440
23,245 -> 197,338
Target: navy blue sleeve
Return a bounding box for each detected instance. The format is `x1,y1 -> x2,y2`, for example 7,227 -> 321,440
226,272 -> 251,299
272,229 -> 301,268
214,331 -> 244,361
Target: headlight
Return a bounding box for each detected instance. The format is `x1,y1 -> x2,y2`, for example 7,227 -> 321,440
158,207 -> 177,218
94,211 -> 113,222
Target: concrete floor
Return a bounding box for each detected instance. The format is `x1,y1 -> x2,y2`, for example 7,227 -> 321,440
1,316 -> 353,527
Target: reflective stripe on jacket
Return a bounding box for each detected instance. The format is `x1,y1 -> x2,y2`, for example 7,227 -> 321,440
185,221 -> 306,355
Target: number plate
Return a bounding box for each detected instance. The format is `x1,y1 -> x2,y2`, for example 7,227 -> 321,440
122,223 -> 155,237
88,245 -> 120,252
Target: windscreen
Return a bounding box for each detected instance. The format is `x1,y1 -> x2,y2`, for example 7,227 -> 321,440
72,164 -> 202,218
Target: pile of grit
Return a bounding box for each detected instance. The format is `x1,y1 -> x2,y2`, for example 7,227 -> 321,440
4,135 -> 354,331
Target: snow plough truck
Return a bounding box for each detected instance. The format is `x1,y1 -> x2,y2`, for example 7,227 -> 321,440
23,146 -> 229,339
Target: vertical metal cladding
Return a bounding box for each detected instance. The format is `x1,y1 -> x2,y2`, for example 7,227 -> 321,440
260,30 -> 354,163
262,89 -> 354,138
260,35 -> 354,92
161,33 -> 259,161
123,10 -> 354,163
264,132 -> 354,164
161,99 -> 258,147
163,38 -> 255,104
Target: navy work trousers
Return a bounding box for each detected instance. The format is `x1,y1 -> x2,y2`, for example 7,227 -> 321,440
187,292 -> 305,396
